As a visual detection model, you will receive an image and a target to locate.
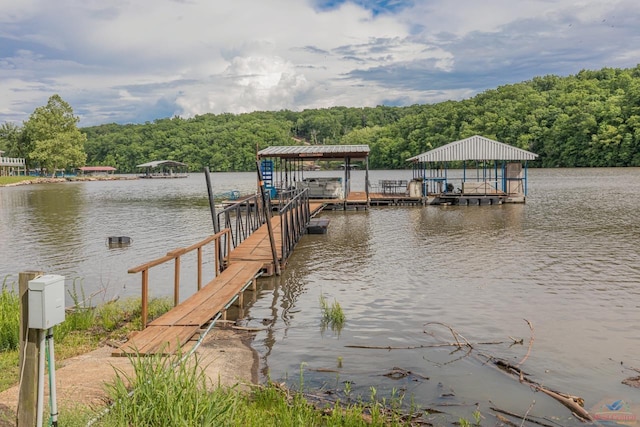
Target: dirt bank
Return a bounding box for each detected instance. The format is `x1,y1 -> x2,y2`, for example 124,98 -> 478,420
0,327 -> 257,425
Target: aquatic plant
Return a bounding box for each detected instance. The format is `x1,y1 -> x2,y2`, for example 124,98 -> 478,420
320,293 -> 345,332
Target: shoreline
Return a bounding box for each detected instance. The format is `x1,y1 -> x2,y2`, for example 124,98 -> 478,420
0,175 -> 138,187
0,326 -> 258,425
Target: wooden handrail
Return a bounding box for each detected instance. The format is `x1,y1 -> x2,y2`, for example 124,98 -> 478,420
129,228 -> 232,328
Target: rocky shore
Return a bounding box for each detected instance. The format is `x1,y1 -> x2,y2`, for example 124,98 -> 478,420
0,175 -> 138,187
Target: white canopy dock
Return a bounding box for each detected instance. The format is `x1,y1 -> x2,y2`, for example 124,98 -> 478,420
407,135 -> 538,204
136,160 -> 188,178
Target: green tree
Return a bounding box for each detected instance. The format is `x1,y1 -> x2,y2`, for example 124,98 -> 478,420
0,122 -> 25,158
23,94 -> 87,174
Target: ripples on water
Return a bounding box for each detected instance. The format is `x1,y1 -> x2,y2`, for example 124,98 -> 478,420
2,169 -> 640,423
0,173 -> 253,301
247,168 -> 640,424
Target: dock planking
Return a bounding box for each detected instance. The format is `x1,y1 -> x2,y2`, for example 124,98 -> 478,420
113,201 -> 325,357
113,261 -> 264,356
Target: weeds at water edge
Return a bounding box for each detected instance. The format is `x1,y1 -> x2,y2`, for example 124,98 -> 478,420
320,293 -> 345,332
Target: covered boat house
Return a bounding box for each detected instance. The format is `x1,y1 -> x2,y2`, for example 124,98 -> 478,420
257,145 -> 370,209
78,166 -> 116,176
137,160 -> 188,178
407,135 -> 538,205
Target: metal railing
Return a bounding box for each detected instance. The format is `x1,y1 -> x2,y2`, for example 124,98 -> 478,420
216,194 -> 266,249
127,229 -> 232,328
279,188 -> 310,262
128,190 -> 311,328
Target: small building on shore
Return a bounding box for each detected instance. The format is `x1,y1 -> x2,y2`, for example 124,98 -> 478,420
0,151 -> 27,177
407,135 -> 538,205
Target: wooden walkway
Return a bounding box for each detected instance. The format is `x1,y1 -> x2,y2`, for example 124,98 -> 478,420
113,201 -> 325,356
319,192 -> 423,210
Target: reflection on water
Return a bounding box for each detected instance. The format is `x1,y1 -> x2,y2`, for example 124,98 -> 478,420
2,168 -> 640,423
247,168 -> 640,424
0,173 -> 253,302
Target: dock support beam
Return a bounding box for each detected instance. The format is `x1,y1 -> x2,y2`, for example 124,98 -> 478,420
18,270 -> 44,427
256,161 -> 281,276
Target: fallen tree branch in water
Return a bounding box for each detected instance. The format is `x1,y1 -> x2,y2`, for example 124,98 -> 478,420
516,319 -> 535,369
484,355 -> 593,422
344,340 -> 507,350
490,406 -> 556,427
495,413 -> 519,426
381,367 -> 429,381
526,383 -> 592,422
424,321 -> 473,348
521,400 -> 536,426
622,376 -> 640,388
351,320 -> 591,422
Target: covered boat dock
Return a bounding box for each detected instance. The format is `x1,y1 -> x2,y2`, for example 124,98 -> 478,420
78,166 -> 116,176
257,145 -> 371,209
407,135 -> 538,205
137,160 -> 188,178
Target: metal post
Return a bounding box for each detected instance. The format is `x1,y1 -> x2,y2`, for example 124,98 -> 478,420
365,156 -> 370,206
46,328 -> 58,427
256,161 -> 281,276
204,167 -> 220,234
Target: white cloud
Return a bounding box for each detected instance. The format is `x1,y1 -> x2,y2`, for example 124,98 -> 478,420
0,0 -> 639,125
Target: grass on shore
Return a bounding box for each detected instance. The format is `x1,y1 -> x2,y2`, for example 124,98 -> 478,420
0,176 -> 37,186
0,276 -> 172,392
59,350 -> 421,427
1,279 -> 434,426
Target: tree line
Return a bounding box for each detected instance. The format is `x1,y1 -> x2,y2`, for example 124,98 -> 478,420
2,65 -> 640,173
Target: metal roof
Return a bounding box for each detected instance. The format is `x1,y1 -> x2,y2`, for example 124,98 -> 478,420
136,160 -> 188,168
79,166 -> 116,172
257,145 -> 369,159
407,135 -> 538,163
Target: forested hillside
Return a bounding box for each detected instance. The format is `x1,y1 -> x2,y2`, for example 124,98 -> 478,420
82,65 -> 640,171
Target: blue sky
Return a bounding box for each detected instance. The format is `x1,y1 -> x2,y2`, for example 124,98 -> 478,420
1,0 -> 639,126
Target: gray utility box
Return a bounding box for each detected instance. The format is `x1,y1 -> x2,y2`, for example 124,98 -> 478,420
28,274 -> 66,330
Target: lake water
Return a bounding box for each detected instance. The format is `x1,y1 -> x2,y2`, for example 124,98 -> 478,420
1,168 -> 639,424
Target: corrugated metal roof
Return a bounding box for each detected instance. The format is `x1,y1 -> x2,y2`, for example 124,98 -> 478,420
407,135 -> 538,162
136,160 -> 188,168
79,166 -> 116,171
257,145 -> 369,159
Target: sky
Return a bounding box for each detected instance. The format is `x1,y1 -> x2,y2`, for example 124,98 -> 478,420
1,0 -> 639,127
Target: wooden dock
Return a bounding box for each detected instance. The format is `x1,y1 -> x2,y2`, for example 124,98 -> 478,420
113,201 -> 324,356
319,191 -> 423,210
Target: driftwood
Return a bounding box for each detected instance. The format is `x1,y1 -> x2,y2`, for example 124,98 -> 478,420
490,406 -> 556,427
307,367 -> 340,373
478,318 -> 593,422
342,319 -> 592,423
526,383 -> 592,422
382,367 -> 429,381
424,321 -> 473,348
486,356 -> 592,422
495,413 -> 519,426
622,376 -> 640,388
345,340 -> 506,350
516,319 -> 535,368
